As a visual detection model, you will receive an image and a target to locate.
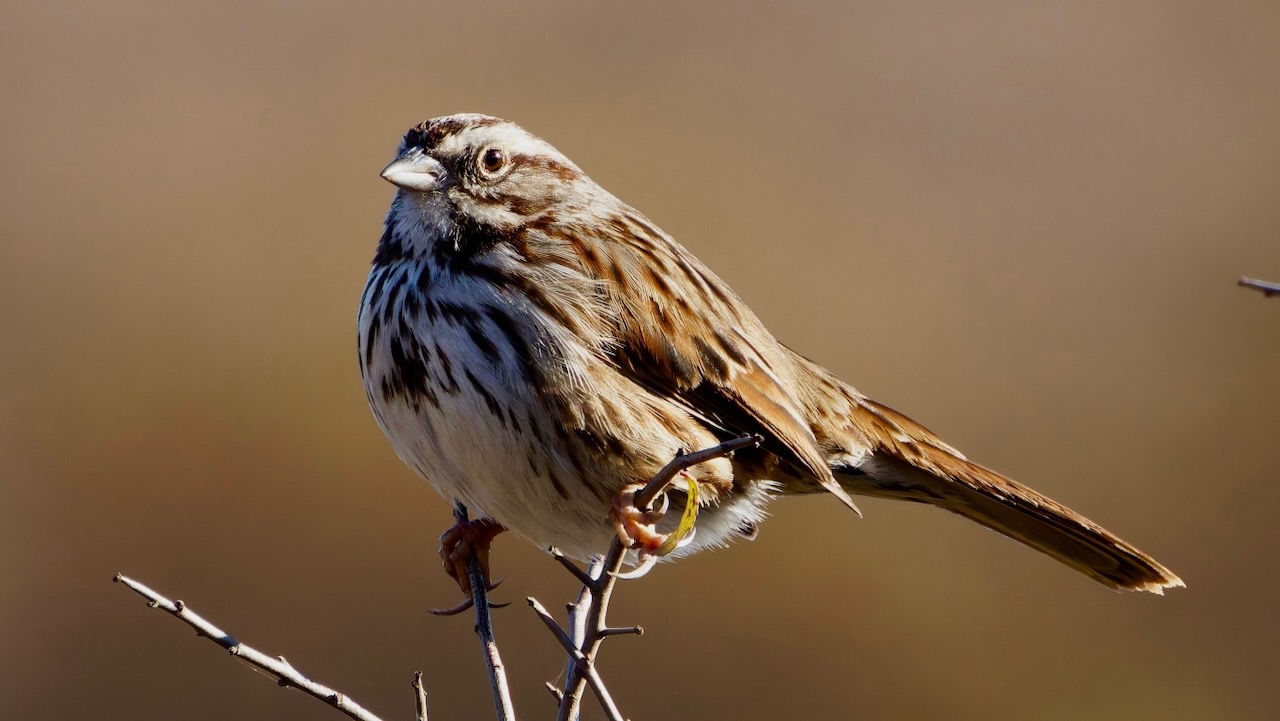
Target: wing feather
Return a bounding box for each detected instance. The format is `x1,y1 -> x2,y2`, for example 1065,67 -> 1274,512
585,210 -> 860,513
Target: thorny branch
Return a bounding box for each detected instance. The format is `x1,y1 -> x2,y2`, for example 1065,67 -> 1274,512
112,574 -> 390,721
113,435 -> 760,721
1238,277 -> 1280,297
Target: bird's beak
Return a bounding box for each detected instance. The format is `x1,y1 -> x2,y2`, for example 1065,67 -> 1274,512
381,150 -> 445,192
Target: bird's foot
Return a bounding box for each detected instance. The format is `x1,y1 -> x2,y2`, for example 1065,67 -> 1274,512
609,473 -> 700,579
429,518 -> 507,616
610,483 -> 670,554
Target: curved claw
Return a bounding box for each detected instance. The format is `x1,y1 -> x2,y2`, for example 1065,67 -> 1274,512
612,553 -> 659,581
427,597 -> 514,616
428,597 -> 476,617
427,577 -> 508,616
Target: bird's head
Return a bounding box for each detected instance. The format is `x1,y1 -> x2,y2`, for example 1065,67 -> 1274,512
380,114 -> 597,257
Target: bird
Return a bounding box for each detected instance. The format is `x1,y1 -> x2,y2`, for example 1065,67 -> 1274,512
357,113 -> 1182,599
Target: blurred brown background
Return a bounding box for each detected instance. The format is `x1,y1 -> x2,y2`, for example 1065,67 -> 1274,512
3,1 -> 1279,719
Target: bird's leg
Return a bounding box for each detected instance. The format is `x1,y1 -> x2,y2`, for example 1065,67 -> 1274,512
430,518 -> 507,616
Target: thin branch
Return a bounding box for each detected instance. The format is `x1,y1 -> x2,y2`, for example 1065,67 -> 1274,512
453,502 -> 517,721
527,597 -> 576,653
636,434 -> 763,512
574,656 -> 625,721
412,672 -> 429,721
112,574 -> 387,721
1239,277 -> 1280,297
549,547 -> 596,588
545,681 -> 565,703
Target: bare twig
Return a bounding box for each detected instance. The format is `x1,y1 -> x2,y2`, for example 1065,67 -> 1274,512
636,435 -> 763,511
562,555 -> 601,709
545,681 -> 565,703
528,597 -> 576,652
1239,277 -> 1280,297
453,502 -> 517,721
112,574 -> 387,721
532,435 -> 762,721
412,672 -> 429,721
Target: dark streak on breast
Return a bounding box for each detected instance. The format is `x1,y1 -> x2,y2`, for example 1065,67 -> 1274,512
365,267 -> 390,314
371,223 -> 409,268
545,465 -> 570,500
464,319 -> 501,365
464,368 -> 504,422
363,313 -> 381,370
483,305 -> 536,384
384,333 -> 439,409
381,268 -> 405,325
433,341 -> 460,394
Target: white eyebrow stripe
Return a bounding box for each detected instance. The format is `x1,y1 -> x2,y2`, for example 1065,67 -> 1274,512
432,123 -> 558,159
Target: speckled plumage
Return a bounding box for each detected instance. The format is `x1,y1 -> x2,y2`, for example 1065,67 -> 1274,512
358,113 -> 1182,592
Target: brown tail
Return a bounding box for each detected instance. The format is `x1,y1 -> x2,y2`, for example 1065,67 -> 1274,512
834,397 -> 1183,593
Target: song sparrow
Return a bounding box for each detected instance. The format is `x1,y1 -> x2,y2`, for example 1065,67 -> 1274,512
358,113 -> 1182,594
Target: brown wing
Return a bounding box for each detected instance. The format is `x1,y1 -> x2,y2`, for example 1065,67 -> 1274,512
585,210 -> 860,513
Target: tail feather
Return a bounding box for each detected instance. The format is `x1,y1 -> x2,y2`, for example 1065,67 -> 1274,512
837,398 -> 1183,593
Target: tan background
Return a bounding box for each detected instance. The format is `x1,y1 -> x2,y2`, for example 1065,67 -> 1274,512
4,1 -> 1279,719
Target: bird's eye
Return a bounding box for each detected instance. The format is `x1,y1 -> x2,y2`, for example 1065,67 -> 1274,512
479,147 -> 507,175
